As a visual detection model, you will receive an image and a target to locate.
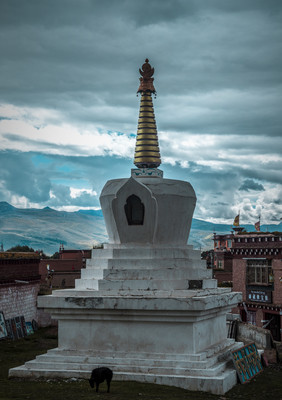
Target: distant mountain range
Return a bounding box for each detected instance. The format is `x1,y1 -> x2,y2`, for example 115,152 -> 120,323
0,201 -> 281,255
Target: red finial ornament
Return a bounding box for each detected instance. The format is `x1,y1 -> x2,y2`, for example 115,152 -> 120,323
137,59 -> 156,94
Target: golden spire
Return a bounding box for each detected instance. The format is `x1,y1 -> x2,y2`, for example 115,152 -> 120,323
134,59 -> 161,168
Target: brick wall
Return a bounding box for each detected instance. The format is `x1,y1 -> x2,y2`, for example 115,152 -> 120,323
233,259 -> 247,300
0,282 -> 40,322
0,259 -> 40,282
273,259 -> 282,304
60,249 -> 91,261
255,308 -> 264,326
52,271 -> 80,288
213,270 -> 232,284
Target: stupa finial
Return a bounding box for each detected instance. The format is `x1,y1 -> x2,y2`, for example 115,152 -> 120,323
134,59 -> 161,168
137,58 -> 156,94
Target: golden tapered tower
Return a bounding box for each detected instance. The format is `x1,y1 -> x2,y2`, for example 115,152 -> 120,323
134,59 -> 161,168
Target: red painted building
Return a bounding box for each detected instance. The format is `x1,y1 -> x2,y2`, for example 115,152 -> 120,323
0,248 -> 92,328
0,252 -> 41,323
213,231 -> 282,341
213,233 -> 233,284
39,248 -> 91,289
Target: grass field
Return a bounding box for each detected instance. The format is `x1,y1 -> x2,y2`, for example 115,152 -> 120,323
0,326 -> 281,400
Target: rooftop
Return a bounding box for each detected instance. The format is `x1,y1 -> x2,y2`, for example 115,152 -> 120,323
0,252 -> 41,260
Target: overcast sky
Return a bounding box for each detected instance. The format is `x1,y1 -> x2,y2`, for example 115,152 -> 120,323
0,0 -> 281,225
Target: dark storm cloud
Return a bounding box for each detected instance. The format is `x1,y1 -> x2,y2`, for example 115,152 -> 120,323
1,0 -> 282,136
239,179 -> 265,192
0,1 -> 281,224
0,150 -> 131,207
0,151 -> 51,202
240,167 -> 282,186
3,133 -> 90,154
162,161 -> 238,202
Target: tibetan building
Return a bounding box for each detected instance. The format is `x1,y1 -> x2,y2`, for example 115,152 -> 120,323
213,231 -> 282,341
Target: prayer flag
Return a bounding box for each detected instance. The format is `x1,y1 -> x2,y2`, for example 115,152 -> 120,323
233,215 -> 240,226
255,220 -> 260,232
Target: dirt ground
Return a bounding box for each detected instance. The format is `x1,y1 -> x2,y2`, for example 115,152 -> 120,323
0,326 -> 281,400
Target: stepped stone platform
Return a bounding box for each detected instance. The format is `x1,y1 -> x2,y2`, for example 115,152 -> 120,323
10,340 -> 242,394
10,244 -> 242,395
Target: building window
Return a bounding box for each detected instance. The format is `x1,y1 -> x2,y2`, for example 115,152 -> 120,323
217,260 -> 223,269
245,238 -> 248,243
227,240 -> 232,248
246,260 -> 272,285
124,195 -> 144,225
252,237 -> 255,242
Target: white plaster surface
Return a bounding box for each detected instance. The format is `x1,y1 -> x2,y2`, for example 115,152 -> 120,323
100,174 -> 196,245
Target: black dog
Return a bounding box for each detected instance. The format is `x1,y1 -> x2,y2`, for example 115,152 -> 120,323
88,367 -> 113,393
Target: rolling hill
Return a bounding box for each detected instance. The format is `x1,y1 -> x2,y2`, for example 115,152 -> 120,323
0,202 -> 281,255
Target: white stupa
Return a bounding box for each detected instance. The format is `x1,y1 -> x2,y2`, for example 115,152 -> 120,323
10,59 -> 242,395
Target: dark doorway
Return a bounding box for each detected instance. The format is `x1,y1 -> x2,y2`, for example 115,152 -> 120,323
124,195 -> 144,225
264,313 -> 281,341
240,309 -> 247,322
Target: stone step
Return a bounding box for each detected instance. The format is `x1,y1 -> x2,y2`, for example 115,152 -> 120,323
42,340 -> 239,364
23,359 -> 227,377
9,340 -> 241,395
8,365 -> 237,394
87,258 -> 205,270
11,339 -> 239,368
116,369 -> 237,395
80,268 -> 212,281
32,350 -> 225,370
204,340 -> 243,362
75,278 -> 217,291
86,258 -> 109,268
104,243 -> 194,249
45,347 -> 209,362
91,247 -> 200,260
98,279 -> 216,291
75,278 -> 185,291
75,279 -> 99,290
81,268 -> 104,279
51,287 -> 232,298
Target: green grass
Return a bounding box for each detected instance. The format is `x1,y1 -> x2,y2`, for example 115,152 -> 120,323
0,327 -> 281,400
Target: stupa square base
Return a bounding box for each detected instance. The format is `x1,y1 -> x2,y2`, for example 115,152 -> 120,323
47,295 -> 235,354
9,290 -> 242,394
